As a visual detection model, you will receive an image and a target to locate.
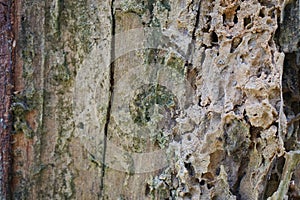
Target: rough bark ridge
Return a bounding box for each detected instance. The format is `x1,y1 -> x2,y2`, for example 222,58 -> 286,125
3,0 -> 300,199
0,0 -> 13,199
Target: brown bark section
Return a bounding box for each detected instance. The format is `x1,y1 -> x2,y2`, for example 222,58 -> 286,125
0,0 -> 14,199
10,1 -> 110,199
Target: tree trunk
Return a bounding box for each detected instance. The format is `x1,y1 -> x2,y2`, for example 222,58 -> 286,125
0,1 -> 13,199
2,0 -> 300,199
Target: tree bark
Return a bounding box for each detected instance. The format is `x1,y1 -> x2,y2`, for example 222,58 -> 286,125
2,0 -> 300,199
0,0 -> 13,199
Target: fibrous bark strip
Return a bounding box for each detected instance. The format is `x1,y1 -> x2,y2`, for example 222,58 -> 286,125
0,0 -> 13,199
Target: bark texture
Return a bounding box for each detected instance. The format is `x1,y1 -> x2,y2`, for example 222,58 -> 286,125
0,1 -> 13,199
2,0 -> 300,199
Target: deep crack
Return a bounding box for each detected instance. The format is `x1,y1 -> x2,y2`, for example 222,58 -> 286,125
186,0 -> 201,64
99,0 -> 116,198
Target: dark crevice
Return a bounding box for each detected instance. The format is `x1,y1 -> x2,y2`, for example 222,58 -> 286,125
244,17 -> 251,28
230,155 -> 249,199
263,156 -> 285,198
199,179 -> 205,185
277,0 -> 299,52
186,0 -> 201,64
207,183 -> 213,189
250,126 -> 262,140
147,0 -> 155,24
274,1 -> 300,198
0,2 -> 8,6
275,0 -> 300,150
259,8 -> 265,18
222,119 -> 252,199
145,183 -> 151,196
100,0 -> 116,197
233,14 -> 238,24
184,162 -> 195,176
192,3 -> 201,42
211,31 -> 218,44
222,13 -> 226,25
282,52 -> 300,150
56,0 -> 64,37
273,15 -> 281,50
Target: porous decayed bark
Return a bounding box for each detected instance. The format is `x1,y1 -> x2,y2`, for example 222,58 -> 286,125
2,0 -> 300,199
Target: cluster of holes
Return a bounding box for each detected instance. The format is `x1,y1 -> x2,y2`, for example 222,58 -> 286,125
200,14 -> 219,48
222,6 -> 240,29
222,13 -> 239,25
257,63 -> 272,78
200,172 -> 215,190
200,0 -> 221,48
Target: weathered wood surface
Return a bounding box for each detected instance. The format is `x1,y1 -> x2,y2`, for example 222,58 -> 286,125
2,0 -> 300,199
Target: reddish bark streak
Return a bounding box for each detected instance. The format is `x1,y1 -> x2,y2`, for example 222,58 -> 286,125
0,0 -> 13,199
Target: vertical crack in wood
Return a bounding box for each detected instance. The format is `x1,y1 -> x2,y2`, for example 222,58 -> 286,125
0,0 -> 13,199
100,0 -> 116,198
186,0 -> 201,64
